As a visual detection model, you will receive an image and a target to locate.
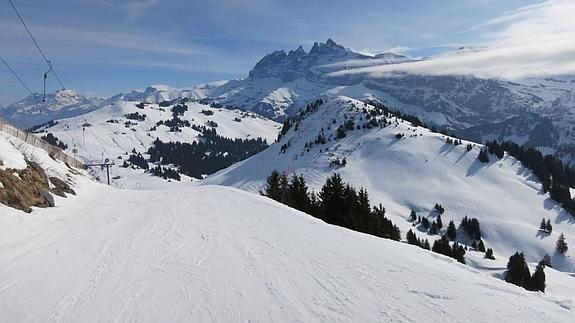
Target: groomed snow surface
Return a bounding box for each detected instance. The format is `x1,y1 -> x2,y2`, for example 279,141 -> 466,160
0,179 -> 573,322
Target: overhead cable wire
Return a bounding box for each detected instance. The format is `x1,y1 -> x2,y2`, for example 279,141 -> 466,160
0,55 -> 33,95
7,0 -> 66,90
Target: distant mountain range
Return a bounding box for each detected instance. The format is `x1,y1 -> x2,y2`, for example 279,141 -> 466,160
2,39 -> 575,163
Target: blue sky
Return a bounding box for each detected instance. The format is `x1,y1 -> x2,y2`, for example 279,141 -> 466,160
0,0 -> 547,104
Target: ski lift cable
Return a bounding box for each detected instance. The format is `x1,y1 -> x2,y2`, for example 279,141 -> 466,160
81,114 -> 112,161
0,55 -> 33,95
56,118 -> 100,162
7,0 -> 66,90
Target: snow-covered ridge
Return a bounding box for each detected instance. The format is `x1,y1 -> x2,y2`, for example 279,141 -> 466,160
105,84 -> 206,105
203,95 -> 575,275
33,99 -> 280,188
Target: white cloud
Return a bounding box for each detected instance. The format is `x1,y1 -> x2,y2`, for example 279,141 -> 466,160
330,0 -> 575,80
123,0 -> 159,19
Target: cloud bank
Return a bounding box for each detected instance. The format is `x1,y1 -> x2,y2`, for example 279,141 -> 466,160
330,0 -> 575,80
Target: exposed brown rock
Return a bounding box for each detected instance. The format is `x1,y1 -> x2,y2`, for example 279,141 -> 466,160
49,176 -> 76,197
0,161 -> 70,213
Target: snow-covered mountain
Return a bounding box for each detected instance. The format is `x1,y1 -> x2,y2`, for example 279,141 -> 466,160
193,39 -> 542,122
105,84 -> 207,105
0,89 -> 103,129
203,95 -> 575,275
32,98 -> 280,188
191,40 -> 575,164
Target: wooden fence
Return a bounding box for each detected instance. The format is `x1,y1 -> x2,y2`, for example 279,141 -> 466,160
0,118 -> 84,169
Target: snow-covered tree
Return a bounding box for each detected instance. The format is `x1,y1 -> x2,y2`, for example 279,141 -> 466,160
555,233 -> 568,254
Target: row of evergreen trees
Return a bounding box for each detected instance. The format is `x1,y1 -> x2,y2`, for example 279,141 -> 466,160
410,213 -> 442,235
263,172 -> 401,241
124,112 -> 146,121
445,137 -> 463,146
431,236 -> 466,264
41,133 -> 68,150
171,104 -> 188,117
461,216 -> 482,240
484,140 -> 575,215
156,115 -> 191,132
366,100 -> 423,127
125,152 -> 148,170
147,129 -> 268,178
406,229 -> 430,250
277,99 -> 324,141
149,165 -> 181,181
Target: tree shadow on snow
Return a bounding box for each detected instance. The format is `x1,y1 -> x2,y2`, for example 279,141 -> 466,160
438,143 -> 456,156
535,229 -> 550,240
548,199 -> 575,225
466,158 -> 490,177
454,149 -> 469,165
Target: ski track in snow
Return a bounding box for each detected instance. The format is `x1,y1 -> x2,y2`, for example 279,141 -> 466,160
0,178 -> 573,322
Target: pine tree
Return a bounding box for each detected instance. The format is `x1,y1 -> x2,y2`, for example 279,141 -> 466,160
546,219 -> 553,234
406,229 -> 419,245
555,233 -> 568,254
485,248 -> 495,260
452,241 -> 466,264
447,220 -> 457,240
478,147 -> 490,163
477,239 -> 486,252
263,170 -> 282,201
408,210 -> 417,222
505,252 -> 531,289
529,263 -> 546,292
540,218 -> 547,231
436,214 -> 443,229
287,174 -> 310,212
319,173 -> 346,225
421,217 -> 430,230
